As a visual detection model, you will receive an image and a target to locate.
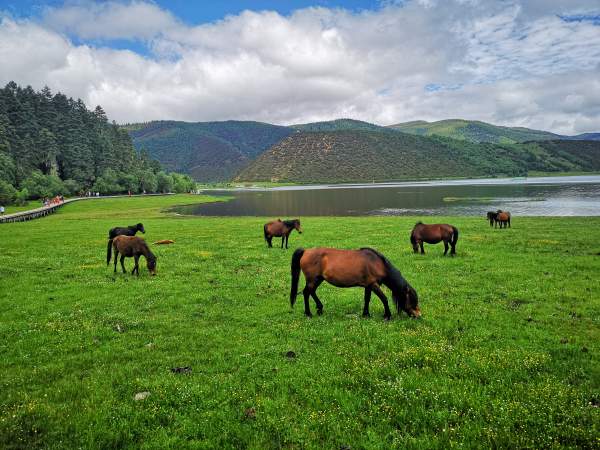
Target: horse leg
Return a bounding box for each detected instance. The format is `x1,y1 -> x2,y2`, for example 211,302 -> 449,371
311,279 -> 324,315
267,234 -> 273,248
114,249 -> 119,274
443,239 -> 449,256
419,241 -> 425,254
362,289 -> 372,318
120,255 -> 127,274
450,239 -> 456,256
285,234 -> 289,249
371,284 -> 393,320
303,278 -> 324,317
132,255 -> 140,277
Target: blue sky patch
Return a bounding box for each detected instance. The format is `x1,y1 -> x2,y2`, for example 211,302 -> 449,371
424,84 -> 462,92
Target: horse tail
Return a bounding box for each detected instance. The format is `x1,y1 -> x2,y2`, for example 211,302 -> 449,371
263,223 -> 269,242
410,231 -> 416,245
107,238 -> 114,266
290,247 -> 305,308
451,226 -> 459,246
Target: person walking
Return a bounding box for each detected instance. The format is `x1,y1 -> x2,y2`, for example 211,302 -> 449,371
1,205 -> 4,216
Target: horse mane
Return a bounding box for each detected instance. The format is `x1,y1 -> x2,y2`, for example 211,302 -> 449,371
359,248 -> 410,314
410,221 -> 424,242
283,219 -> 299,227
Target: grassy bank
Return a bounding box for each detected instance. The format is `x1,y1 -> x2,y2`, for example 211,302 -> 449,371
0,197 -> 598,449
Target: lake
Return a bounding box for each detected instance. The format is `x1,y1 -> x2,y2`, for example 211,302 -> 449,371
173,175 -> 600,217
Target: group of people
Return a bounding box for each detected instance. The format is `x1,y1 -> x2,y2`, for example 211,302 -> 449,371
45,196 -> 64,206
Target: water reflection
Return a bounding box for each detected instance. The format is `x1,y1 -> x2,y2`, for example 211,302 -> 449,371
173,176 -> 600,217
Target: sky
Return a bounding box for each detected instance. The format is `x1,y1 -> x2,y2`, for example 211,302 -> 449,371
0,0 -> 599,134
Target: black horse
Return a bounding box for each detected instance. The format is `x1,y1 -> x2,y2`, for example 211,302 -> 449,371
107,223 -> 146,265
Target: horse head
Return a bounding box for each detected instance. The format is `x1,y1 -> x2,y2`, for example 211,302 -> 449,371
138,223 -> 146,234
394,284 -> 421,319
146,255 -> 157,276
294,219 -> 302,234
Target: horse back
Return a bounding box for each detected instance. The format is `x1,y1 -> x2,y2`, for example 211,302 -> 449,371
303,247 -> 386,287
109,226 -> 136,239
497,212 -> 510,221
113,235 -> 149,257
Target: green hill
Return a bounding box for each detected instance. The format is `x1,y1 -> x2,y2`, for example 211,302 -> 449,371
290,118 -> 402,133
232,130 -> 600,184
125,121 -> 294,183
387,119 -> 567,143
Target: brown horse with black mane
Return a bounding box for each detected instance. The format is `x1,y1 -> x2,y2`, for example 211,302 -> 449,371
410,221 -> 459,256
290,247 -> 420,320
486,210 -> 511,228
264,219 -> 302,249
109,236 -> 157,277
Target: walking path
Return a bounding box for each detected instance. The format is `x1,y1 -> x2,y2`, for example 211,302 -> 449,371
0,193 -> 175,224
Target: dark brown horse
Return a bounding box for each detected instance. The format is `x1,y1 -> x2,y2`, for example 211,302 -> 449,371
290,247 -> 420,319
107,223 -> 145,265
486,210 -> 511,229
264,219 -> 302,249
109,236 -> 157,277
410,221 -> 459,256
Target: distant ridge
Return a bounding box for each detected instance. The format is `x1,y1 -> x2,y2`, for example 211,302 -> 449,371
291,118 -> 402,134
388,119 -> 560,143
387,119 -> 600,143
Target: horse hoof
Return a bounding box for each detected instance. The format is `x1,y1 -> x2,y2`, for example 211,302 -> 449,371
362,314 -> 371,318
305,313 -> 313,318
317,309 -> 323,316
383,315 -> 392,321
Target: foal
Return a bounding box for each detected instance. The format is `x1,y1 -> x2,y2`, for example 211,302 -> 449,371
110,236 -> 157,277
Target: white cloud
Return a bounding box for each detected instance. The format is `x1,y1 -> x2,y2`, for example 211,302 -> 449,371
0,0 -> 598,134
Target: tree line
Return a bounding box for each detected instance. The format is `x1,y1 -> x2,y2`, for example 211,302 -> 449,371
0,81 -> 196,206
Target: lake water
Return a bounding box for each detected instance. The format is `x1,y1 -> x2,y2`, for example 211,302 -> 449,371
173,175 -> 600,217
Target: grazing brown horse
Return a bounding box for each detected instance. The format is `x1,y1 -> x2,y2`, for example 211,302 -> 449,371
410,221 -> 459,256
109,236 -> 157,277
486,210 -> 511,229
107,223 -> 145,265
264,219 -> 302,249
290,247 -> 420,320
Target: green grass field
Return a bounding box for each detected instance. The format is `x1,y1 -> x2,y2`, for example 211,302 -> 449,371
1,196 -> 598,449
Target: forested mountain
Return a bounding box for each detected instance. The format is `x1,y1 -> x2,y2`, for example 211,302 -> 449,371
290,118 -> 402,133
124,121 -> 294,183
125,117 -> 599,182
388,119 -> 600,143
0,81 -> 196,205
232,130 -> 600,184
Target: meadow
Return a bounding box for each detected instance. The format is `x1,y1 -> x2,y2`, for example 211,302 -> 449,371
0,195 -> 598,449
